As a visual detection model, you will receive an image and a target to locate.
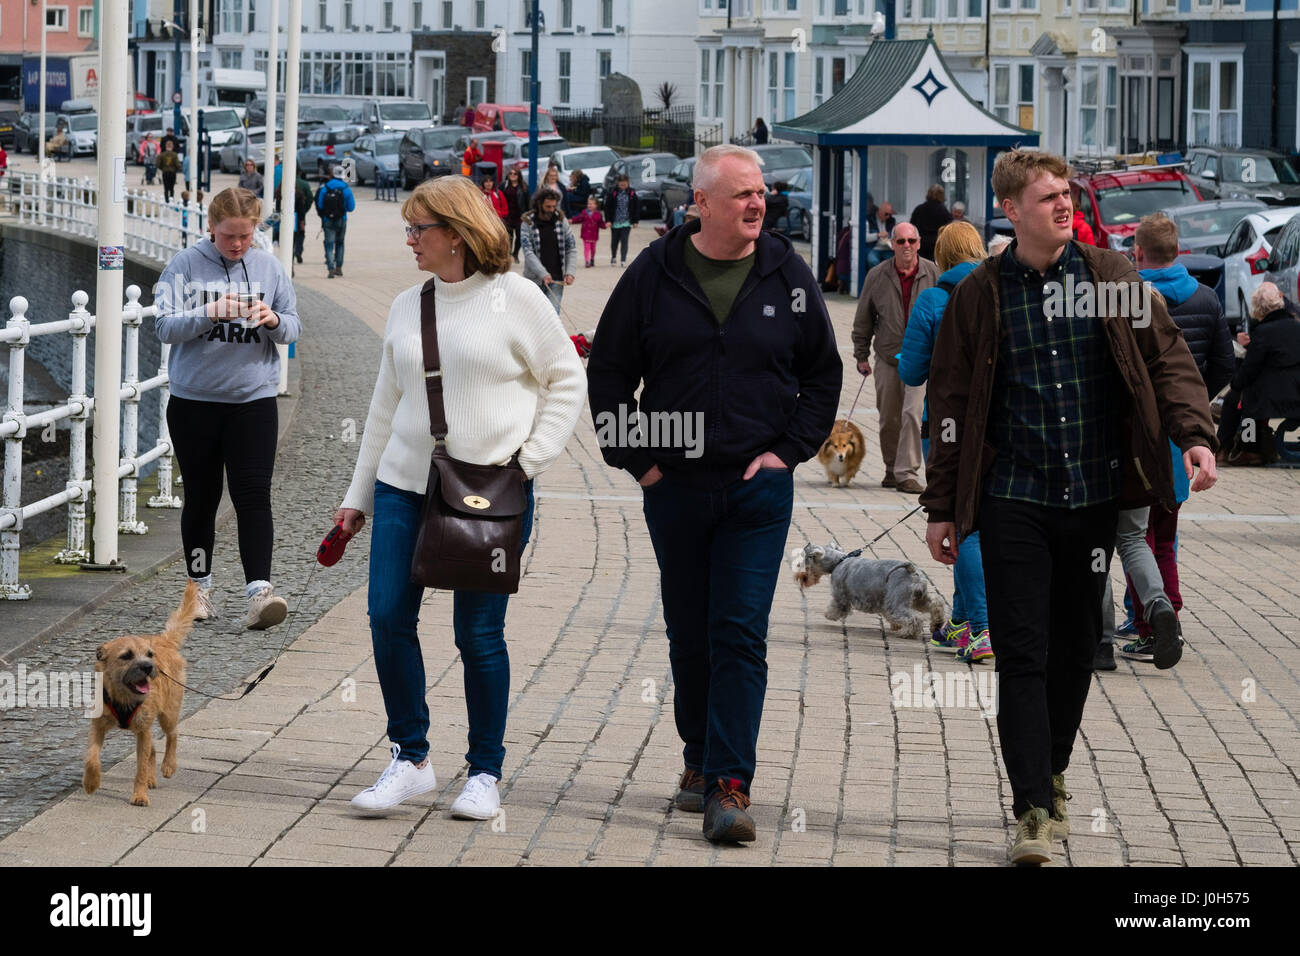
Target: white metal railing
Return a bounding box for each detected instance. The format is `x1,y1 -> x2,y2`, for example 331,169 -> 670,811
1,285 -> 180,600
12,171 -> 208,264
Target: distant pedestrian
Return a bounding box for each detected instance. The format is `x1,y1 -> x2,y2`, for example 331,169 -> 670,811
161,127 -> 180,153
1072,198 -> 1096,246
520,186 -> 576,313
239,159 -> 264,194
139,133 -> 159,184
292,169 -> 312,265
602,173 -> 639,267
463,138 -> 483,177
541,165 -> 568,210
315,166 -> 357,278
157,140 -> 182,203
481,175 -> 508,219
566,169 -> 591,216
910,184 -> 953,261
753,117 -> 769,145
152,187 -> 301,629
569,194 -> 608,267
501,167 -> 528,261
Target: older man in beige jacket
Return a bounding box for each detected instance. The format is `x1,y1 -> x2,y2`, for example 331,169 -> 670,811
852,221 -> 939,493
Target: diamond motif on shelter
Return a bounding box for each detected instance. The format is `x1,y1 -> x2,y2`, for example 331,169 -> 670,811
912,69 -> 947,107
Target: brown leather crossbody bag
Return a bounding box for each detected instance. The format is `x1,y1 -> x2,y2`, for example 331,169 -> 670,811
409,278 -> 527,593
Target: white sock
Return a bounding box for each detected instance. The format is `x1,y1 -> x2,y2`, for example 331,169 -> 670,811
246,580 -> 271,599
193,574 -> 213,590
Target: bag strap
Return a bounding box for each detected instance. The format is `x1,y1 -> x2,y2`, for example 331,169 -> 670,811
419,278 -> 447,443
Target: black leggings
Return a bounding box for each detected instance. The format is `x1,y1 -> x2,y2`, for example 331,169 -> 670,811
162,171 -> 177,202
167,395 -> 278,584
610,226 -> 631,262
508,221 -> 522,257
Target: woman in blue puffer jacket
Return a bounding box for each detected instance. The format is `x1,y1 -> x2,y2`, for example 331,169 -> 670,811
898,220 -> 991,664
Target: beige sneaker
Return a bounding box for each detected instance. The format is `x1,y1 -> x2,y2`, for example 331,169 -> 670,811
193,586 -> 218,622
1050,773 -> 1070,841
1010,806 -> 1052,865
245,586 -> 288,630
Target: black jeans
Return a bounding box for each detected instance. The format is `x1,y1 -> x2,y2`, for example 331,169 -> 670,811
642,468 -> 794,797
167,395 -> 279,584
162,171 -> 177,202
976,494 -> 1118,818
508,221 -> 522,257
610,226 -> 631,262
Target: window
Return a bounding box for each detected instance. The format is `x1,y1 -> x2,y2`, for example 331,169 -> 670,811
220,49 -> 244,68
78,7 -> 94,35
344,0 -> 354,28
560,0 -> 573,28
992,62 -> 1034,127
1020,0 -> 1037,9
700,49 -> 725,118
600,0 -> 614,29
521,49 -> 532,101
1077,63 -> 1117,152
1189,53 -> 1241,146
814,56 -> 824,107
442,0 -> 453,27
413,1 -> 422,27
599,51 -> 612,80
558,50 -> 571,104
319,0 -> 328,28
766,0 -> 799,11
475,0 -> 485,26
298,50 -> 409,96
384,1 -> 394,28
46,6 -> 67,30
767,51 -> 796,123
248,0 -> 256,30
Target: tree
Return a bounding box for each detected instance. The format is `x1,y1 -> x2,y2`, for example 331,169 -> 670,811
655,82 -> 679,110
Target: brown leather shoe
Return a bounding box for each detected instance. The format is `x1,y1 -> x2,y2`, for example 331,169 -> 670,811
881,474 -> 898,489
896,478 -> 926,494
674,768 -> 706,813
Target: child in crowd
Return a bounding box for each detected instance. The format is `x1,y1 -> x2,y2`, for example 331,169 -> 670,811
569,194 -> 608,268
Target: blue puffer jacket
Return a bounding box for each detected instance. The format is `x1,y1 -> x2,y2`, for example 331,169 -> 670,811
897,261 -> 979,426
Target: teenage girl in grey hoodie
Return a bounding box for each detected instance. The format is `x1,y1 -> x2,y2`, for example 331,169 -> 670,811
153,187 -> 301,628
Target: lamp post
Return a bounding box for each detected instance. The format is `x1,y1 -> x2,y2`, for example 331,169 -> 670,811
527,2 -> 542,194
172,0 -> 183,137
37,0 -> 48,225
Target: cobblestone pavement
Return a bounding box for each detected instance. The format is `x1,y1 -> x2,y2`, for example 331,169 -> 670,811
2,166 -> 1299,865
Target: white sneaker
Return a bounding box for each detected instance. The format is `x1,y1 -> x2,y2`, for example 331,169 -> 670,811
350,744 -> 437,814
450,772 -> 501,820
193,586 -> 218,622
245,586 -> 288,630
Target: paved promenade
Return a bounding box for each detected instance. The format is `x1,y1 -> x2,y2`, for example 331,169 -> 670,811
1,158 -> 1298,866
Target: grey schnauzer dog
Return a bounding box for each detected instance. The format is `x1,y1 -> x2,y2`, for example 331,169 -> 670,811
791,543 -> 946,638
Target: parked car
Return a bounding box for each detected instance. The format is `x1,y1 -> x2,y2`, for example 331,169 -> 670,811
1262,211 -> 1300,312
297,105 -> 350,145
0,110 -> 22,148
54,112 -> 98,156
299,126 -> 367,179
198,107 -> 246,161
459,131 -> 568,183
603,152 -> 680,219
1184,147 -> 1300,207
350,133 -> 403,185
778,167 -> 814,239
398,125 -> 463,188
472,103 -> 559,138
658,157 -> 699,220
751,143 -> 813,186
359,98 -> 434,134
549,146 -> 621,199
1219,207 -> 1300,327
15,112 -> 59,154
127,113 -> 189,164
1071,164 -> 1203,254
218,126 -> 280,173
1159,200 -> 1266,255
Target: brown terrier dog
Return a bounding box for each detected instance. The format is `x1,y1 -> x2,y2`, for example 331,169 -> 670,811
84,582 -> 197,806
817,419 -> 866,487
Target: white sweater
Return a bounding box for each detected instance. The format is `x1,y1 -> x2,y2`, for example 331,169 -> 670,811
340,270 -> 586,513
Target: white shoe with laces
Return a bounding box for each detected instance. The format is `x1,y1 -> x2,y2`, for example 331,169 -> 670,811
193,587 -> 218,622
450,772 -> 501,820
245,585 -> 288,630
350,743 -> 437,814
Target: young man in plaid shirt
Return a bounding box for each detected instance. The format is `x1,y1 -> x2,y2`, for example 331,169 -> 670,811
921,150 -> 1218,864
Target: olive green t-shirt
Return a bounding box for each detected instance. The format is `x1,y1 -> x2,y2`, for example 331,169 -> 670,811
683,236 -> 756,326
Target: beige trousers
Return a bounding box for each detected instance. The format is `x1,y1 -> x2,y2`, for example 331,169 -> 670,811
872,357 -> 925,483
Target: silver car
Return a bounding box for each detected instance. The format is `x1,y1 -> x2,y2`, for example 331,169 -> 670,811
218,127 -> 278,173
56,113 -> 98,156
1262,212 -> 1300,317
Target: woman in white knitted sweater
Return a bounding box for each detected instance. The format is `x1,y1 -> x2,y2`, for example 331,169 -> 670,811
335,176 -> 586,819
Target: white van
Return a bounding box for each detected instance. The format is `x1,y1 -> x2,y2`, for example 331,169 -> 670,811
360,99 -> 433,134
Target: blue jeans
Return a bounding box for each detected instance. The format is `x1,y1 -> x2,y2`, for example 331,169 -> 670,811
924,436 -> 987,631
368,478 -> 534,779
641,467 -> 794,797
323,219 -> 347,270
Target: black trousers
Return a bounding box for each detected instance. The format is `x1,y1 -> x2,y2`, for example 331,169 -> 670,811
507,221 -> 522,257
976,494 -> 1118,818
610,226 -> 631,262
167,395 -> 278,584
161,171 -> 177,202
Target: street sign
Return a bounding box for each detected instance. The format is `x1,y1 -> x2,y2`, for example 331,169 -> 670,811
172,91 -> 183,104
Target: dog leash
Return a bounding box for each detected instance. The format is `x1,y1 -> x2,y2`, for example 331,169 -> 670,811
843,504 -> 925,559
845,375 -> 867,425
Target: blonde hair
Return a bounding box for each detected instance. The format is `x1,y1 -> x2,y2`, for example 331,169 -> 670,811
208,187 -> 261,227
1134,213 -> 1179,265
934,220 -> 986,272
401,175 -> 511,277
1250,281 -> 1285,320
991,149 -> 1073,204
694,144 -> 764,193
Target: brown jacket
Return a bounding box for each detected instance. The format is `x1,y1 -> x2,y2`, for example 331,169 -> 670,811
920,242 -> 1217,537
852,257 -> 940,364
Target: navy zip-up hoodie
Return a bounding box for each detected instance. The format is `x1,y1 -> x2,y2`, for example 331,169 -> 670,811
587,218 -> 841,487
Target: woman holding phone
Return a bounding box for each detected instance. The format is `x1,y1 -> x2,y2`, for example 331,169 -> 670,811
154,186 -> 301,628
334,176 -> 584,819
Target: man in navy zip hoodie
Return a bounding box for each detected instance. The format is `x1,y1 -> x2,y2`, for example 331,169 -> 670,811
587,145 -> 840,844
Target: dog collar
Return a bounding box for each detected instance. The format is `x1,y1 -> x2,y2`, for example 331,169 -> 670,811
103,688 -> 141,729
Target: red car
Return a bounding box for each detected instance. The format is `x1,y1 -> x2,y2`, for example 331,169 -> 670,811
1070,165 -> 1203,255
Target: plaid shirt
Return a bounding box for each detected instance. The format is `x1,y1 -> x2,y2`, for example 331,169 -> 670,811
985,239 -> 1123,508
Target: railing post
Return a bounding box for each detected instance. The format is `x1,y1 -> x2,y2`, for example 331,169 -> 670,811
55,290 -> 93,564
1,296 -> 31,600
118,285 -> 147,534
148,335 -> 182,511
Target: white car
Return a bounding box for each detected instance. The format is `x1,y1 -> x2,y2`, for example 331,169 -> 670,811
549,146 -> 621,199
1219,207 -> 1300,327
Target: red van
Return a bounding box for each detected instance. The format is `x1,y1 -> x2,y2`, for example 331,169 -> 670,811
472,103 -> 559,138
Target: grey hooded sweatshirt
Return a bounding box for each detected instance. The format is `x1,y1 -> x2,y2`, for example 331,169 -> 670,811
153,238 -> 300,403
